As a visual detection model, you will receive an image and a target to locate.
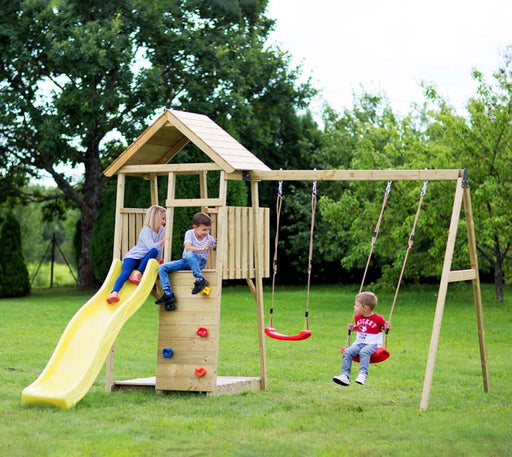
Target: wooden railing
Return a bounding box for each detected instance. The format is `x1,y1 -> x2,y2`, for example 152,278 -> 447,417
118,206 -> 269,279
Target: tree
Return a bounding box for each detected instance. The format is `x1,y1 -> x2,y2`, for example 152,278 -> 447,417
0,212 -> 30,297
316,75 -> 511,301
422,68 -> 512,301
315,94 -> 468,290
0,0 -> 315,286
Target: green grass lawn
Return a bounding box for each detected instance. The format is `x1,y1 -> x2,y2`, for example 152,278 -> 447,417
1,283 -> 511,456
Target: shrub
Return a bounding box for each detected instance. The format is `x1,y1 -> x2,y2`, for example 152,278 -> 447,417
0,212 -> 30,297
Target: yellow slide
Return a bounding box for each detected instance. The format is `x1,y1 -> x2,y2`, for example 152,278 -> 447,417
21,259 -> 159,409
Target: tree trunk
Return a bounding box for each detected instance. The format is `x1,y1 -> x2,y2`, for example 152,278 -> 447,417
494,259 -> 504,302
76,144 -> 104,287
77,208 -> 96,287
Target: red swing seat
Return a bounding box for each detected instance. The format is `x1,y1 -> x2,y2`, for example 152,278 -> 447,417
340,346 -> 390,364
265,327 -> 312,341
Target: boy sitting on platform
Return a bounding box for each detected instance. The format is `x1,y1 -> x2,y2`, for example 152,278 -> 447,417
156,212 -> 216,308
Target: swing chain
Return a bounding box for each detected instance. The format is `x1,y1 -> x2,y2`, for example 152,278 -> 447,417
385,180 -> 392,196
269,179 -> 284,328
408,181 -> 428,248
304,180 -> 318,330
421,180 -> 428,197
359,180 -> 393,294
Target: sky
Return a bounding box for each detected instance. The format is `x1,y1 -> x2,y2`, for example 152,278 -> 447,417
266,0 -> 512,117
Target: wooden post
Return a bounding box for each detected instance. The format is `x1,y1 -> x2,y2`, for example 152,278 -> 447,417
106,173 -> 126,392
164,172 -> 176,262
250,180 -> 267,390
462,184 -> 490,392
112,174 -> 126,261
211,171 -> 227,395
150,173 -> 159,205
199,170 -> 208,212
246,278 -> 257,301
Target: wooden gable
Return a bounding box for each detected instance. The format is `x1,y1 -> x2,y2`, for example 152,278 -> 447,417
103,109 -> 270,177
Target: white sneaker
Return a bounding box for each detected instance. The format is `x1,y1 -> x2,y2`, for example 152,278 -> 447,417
355,373 -> 367,385
333,373 -> 350,386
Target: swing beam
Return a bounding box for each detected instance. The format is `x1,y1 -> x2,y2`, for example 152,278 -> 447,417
241,168 -> 488,412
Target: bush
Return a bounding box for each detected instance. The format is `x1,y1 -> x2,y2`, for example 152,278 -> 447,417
0,212 -> 30,297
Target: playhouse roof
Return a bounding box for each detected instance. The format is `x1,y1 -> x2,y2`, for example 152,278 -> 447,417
103,109 -> 270,177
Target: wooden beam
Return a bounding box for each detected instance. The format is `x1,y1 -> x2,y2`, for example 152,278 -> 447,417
112,174 -> 125,261
199,170 -> 208,214
165,198 -> 223,208
117,163 -> 223,176
462,185 -> 489,393
150,173 -> 159,205
447,269 -> 477,282
164,173 -> 176,262
251,180 -> 267,390
227,169 -> 463,182
120,207 -> 146,214
420,177 -> 464,411
106,173 -> 126,394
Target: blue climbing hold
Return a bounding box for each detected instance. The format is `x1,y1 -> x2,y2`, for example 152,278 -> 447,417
162,348 -> 174,358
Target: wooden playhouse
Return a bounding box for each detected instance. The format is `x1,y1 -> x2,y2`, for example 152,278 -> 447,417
103,109 -> 272,395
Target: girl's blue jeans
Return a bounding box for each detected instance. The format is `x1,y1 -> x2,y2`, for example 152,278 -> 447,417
112,248 -> 158,293
341,343 -> 378,377
158,251 -> 207,294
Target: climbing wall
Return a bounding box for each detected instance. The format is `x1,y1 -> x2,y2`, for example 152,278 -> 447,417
155,270 -> 220,393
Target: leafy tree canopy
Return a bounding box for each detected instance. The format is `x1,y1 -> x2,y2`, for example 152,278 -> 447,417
316,65 -> 512,301
420,67 -> 512,301
0,0 -> 316,285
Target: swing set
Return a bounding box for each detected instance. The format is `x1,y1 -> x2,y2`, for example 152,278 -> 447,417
248,168 -> 489,411
86,111 -> 487,412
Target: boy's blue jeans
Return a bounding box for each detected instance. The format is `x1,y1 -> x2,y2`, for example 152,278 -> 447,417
112,248 -> 158,293
341,343 -> 378,377
158,251 -> 207,295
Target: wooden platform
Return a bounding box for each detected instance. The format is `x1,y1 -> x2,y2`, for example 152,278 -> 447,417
112,376 -> 261,396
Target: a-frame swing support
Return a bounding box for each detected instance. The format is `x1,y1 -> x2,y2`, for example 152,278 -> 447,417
240,168 -> 489,411
419,170 -> 489,411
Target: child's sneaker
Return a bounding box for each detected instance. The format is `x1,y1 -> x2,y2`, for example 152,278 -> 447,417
164,301 -> 177,312
128,271 -> 142,285
155,292 -> 176,305
106,291 -> 119,304
192,278 -> 209,295
333,373 -> 350,386
355,373 -> 367,385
